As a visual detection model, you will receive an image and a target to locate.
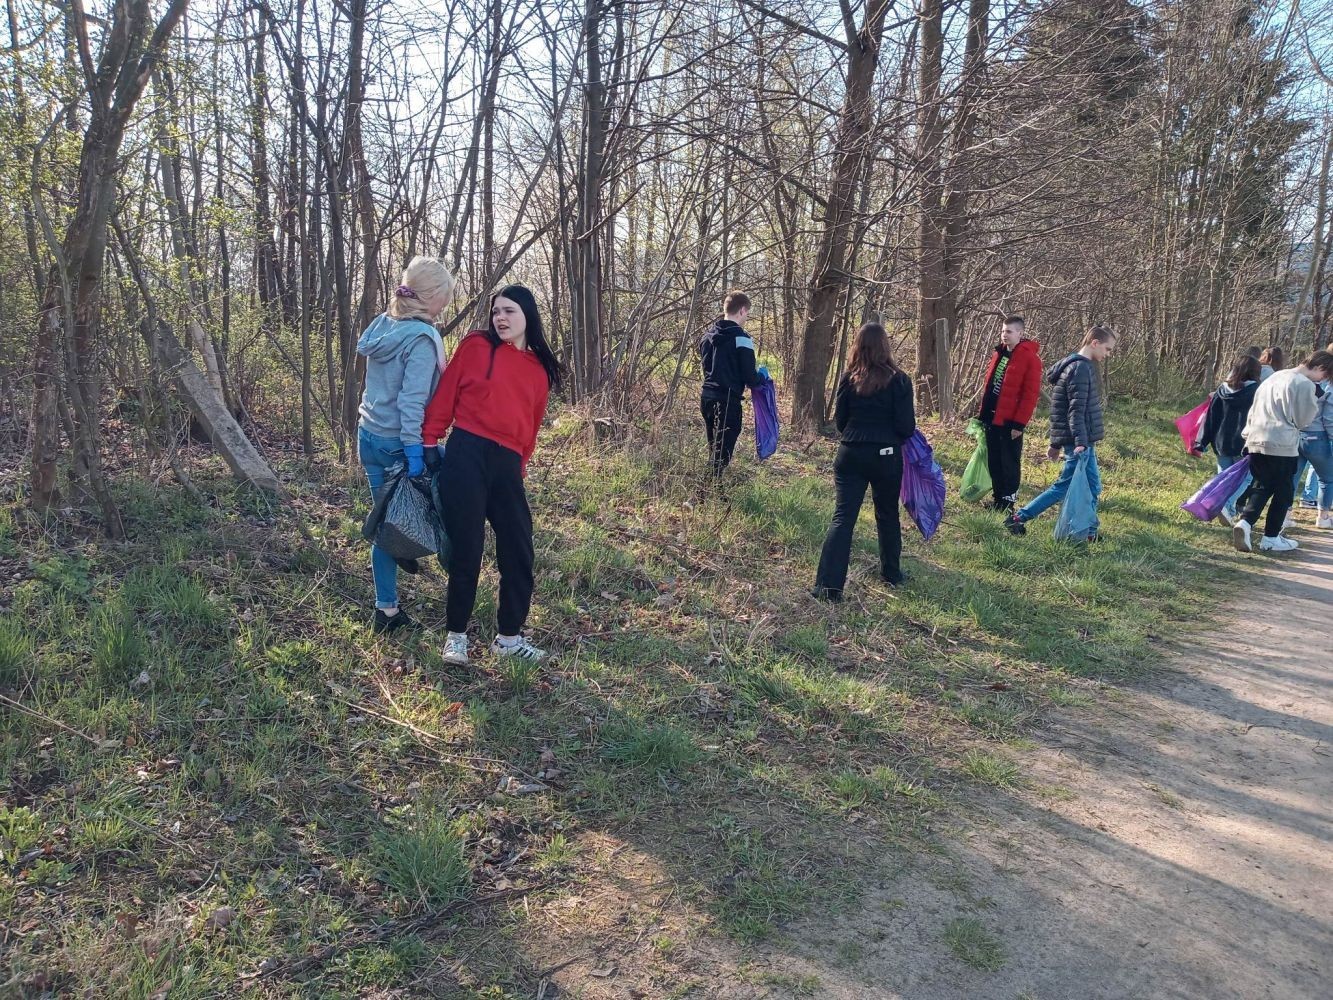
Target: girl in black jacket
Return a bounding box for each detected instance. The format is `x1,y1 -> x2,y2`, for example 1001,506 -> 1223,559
1195,352 -> 1261,525
813,323 -> 916,600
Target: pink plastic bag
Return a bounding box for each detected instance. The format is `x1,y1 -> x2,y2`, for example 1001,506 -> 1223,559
1181,456 -> 1250,521
1174,397 -> 1211,455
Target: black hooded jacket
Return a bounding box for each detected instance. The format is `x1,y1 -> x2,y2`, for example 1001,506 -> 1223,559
1195,380 -> 1258,457
699,318 -> 762,402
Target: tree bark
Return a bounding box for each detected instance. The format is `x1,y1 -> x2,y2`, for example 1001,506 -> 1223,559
790,0 -> 893,428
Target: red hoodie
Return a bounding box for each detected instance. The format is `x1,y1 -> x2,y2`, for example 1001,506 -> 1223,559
422,333 -> 550,471
979,338 -> 1042,429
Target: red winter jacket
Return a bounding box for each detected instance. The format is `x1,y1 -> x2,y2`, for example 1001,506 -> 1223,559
422,332 -> 550,472
979,338 -> 1043,430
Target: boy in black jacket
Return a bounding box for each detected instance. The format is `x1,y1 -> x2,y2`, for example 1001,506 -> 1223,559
699,291 -> 766,477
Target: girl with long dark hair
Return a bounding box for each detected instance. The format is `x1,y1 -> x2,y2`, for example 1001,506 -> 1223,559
1194,351 -> 1261,525
422,285 -> 564,664
813,323 -> 916,601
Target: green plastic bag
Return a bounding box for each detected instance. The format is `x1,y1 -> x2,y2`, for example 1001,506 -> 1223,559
960,418 -> 992,503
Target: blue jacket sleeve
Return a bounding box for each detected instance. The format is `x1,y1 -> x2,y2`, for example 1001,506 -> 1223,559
397,337 -> 440,447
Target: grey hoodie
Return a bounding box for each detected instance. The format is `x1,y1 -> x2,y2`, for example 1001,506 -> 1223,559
1302,382 -> 1333,437
356,314 -> 446,447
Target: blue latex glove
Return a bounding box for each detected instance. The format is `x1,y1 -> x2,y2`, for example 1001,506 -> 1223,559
403,444 -> 425,478
757,365 -> 770,380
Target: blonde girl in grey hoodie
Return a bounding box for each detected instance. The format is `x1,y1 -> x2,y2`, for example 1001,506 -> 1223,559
357,257 -> 457,633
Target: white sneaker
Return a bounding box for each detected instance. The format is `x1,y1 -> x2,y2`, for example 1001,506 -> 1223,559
1218,508 -> 1235,527
490,635 -> 546,661
1259,535 -> 1299,552
1316,513 -> 1333,529
442,631 -> 470,666
1232,519 -> 1253,552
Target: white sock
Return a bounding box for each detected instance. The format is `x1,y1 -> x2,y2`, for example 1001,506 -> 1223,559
496,634 -> 519,646
448,630 -> 466,641
381,607 -> 399,617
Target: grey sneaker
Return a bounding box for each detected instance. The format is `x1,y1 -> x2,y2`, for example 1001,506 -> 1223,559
442,632 -> 470,666
490,636 -> 546,661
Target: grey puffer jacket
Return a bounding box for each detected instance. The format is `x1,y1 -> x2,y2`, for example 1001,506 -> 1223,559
1046,353 -> 1105,449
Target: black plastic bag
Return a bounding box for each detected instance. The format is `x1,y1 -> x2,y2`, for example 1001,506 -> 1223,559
362,466 -> 442,561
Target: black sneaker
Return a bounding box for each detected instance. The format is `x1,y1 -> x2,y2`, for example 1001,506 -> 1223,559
395,557 -> 421,575
810,586 -> 843,603
373,609 -> 417,635
1004,513 -> 1027,536
881,572 -> 910,587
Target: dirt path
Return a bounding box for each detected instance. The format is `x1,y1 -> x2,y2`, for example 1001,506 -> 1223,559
754,527 -> 1332,999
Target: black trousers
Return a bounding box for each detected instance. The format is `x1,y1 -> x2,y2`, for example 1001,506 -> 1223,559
815,443 -> 904,594
1238,452 -> 1297,538
985,424 -> 1024,508
701,395 -> 743,477
439,429 -> 534,635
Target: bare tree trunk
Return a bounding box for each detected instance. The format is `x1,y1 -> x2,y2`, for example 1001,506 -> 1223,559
915,0 -> 947,415
790,0 -> 893,428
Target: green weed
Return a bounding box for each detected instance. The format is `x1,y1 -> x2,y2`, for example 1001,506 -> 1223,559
599,717 -> 700,776
943,916 -> 1006,971
371,807 -> 471,909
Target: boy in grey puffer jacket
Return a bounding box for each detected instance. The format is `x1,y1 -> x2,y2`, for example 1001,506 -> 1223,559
1007,327 -> 1117,538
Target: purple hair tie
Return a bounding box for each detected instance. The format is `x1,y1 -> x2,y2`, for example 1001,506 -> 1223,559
395,285 -> 419,300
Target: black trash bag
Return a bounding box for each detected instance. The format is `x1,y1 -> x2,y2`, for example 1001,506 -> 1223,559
362,466 -> 441,561
430,466 -> 452,570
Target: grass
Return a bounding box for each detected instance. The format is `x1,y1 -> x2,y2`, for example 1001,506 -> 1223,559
0,398 -> 1243,995
943,916 -> 1008,971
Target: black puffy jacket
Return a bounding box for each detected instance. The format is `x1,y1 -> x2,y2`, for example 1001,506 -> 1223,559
1047,353 -> 1105,448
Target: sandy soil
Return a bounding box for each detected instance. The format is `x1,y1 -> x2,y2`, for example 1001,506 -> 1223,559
748,525 -> 1332,999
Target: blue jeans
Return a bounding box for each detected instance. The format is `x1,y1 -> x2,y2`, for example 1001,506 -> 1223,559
1300,465 -> 1319,503
359,426 -> 406,609
1215,453 -> 1250,518
1017,446 -> 1102,527
1295,432 -> 1333,512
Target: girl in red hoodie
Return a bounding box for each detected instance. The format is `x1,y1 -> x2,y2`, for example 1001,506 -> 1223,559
976,316 -> 1042,512
422,285 -> 563,666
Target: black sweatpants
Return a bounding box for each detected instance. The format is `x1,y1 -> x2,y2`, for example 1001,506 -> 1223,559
439,428 -> 534,635
1238,452 -> 1297,539
814,442 -> 904,594
985,423 -> 1023,508
701,394 -> 743,477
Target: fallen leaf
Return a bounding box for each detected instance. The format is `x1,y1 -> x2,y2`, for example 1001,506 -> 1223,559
590,966 -> 616,978
203,906 -> 236,933
132,670 -> 151,688
114,912 -> 140,938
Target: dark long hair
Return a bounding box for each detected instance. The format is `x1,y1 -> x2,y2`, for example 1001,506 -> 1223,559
847,323 -> 902,396
488,284 -> 564,392
1259,346 -> 1284,371
1225,352 -> 1260,390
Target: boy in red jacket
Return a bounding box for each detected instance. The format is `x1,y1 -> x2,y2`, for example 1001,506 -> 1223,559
977,316 -> 1042,512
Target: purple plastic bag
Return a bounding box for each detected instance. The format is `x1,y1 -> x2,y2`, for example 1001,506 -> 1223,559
1181,456 -> 1251,521
901,431 -> 947,540
753,377 -> 779,461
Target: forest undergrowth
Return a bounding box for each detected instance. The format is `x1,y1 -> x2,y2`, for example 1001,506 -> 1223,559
0,399 -> 1245,997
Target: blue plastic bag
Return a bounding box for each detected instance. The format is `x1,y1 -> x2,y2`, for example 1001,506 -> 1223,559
1052,452 -> 1098,541
901,431 -> 947,540
753,376 -> 779,461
